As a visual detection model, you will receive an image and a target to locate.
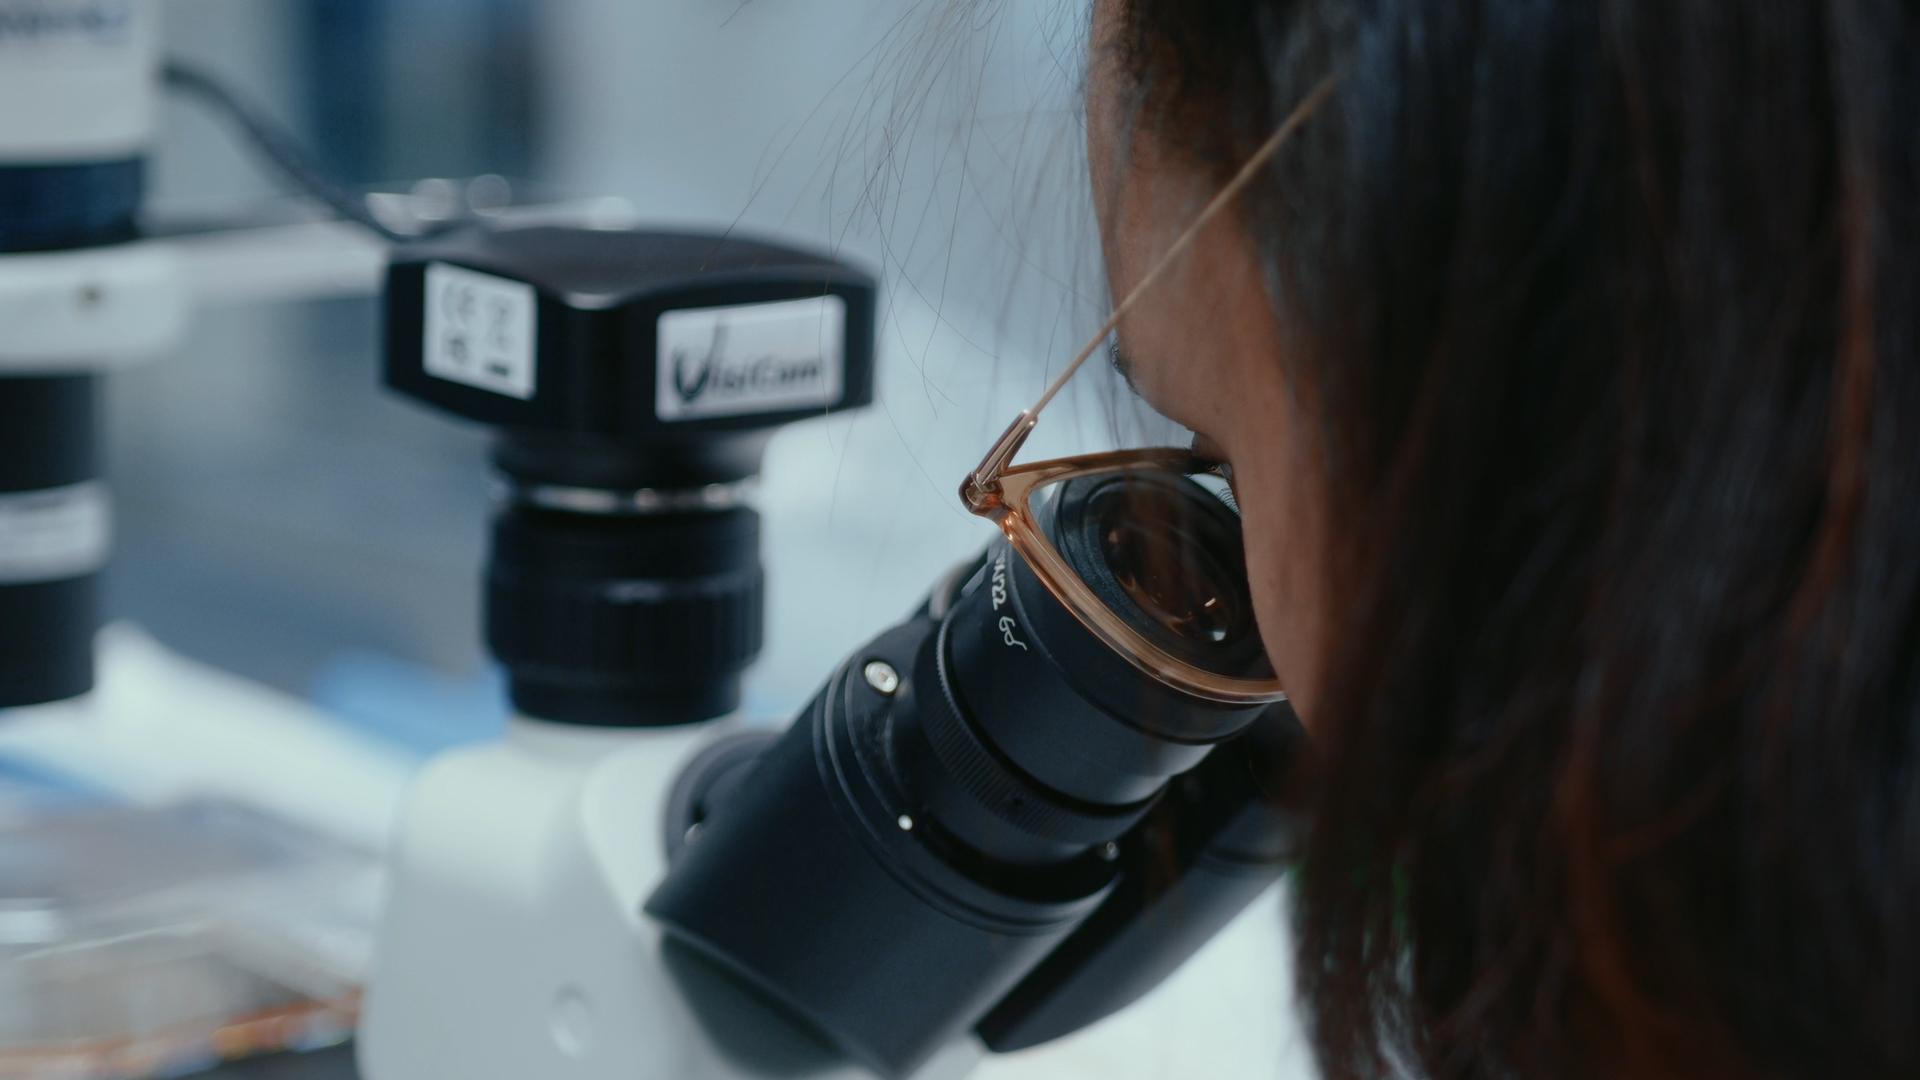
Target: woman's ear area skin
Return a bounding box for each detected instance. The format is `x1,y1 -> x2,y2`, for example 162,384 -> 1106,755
1085,0 -> 1330,718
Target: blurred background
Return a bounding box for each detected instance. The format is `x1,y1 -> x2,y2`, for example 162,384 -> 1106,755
119,0 -> 1120,722
1,2 -> 1308,1078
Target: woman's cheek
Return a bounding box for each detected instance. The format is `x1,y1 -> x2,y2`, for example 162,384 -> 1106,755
1230,454 -> 1323,723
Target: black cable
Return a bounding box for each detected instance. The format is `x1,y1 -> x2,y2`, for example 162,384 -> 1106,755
161,59 -> 419,244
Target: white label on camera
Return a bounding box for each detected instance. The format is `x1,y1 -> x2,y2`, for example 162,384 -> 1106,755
655,295 -> 846,421
0,482 -> 109,584
0,1 -> 154,159
423,262 -> 538,400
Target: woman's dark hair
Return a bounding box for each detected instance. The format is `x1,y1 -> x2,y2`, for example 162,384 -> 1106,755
1110,2 -> 1919,1077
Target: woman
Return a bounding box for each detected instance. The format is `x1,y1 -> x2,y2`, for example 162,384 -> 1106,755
1080,1 -> 1919,1076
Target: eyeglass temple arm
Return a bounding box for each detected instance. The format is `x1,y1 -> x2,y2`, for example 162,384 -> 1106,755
961,411 -> 1038,513
960,73 -> 1340,517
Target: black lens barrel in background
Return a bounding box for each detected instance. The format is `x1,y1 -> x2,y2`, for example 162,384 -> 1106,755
0,375 -> 105,707
485,475 -> 764,726
0,149 -> 149,709
0,160 -> 143,254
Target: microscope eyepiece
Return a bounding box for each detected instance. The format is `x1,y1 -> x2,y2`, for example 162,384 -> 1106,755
1066,471 -> 1264,663
0,376 -> 103,707
918,472 -> 1272,867
648,469 -> 1295,1077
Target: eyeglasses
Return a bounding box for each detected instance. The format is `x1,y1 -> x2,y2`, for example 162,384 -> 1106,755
958,75 -> 1336,706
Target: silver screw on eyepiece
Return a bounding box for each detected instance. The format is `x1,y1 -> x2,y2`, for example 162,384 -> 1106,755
863,660 -> 901,696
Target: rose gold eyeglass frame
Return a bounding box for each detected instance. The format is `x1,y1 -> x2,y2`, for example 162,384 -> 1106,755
957,75 -> 1336,706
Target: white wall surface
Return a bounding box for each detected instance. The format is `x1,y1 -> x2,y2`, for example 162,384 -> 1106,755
152,0 -> 305,207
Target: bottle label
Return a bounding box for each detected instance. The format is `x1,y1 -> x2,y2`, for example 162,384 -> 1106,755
655,295 -> 846,421
0,481 -> 109,584
423,262 -> 539,400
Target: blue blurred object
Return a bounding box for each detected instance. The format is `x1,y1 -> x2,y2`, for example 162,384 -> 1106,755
308,651 -> 508,757
0,755 -> 117,814
305,0 -> 537,185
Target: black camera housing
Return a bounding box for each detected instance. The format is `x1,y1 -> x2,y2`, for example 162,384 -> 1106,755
382,223 -> 877,724
386,224 -> 878,487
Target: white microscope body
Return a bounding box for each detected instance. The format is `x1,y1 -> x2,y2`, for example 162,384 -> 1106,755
351,218 -> 955,1080
358,720 -> 979,1080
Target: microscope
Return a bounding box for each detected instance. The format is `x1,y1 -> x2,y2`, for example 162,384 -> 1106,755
0,6 -> 1304,1075
0,0 -> 187,709
359,222 -> 1305,1080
